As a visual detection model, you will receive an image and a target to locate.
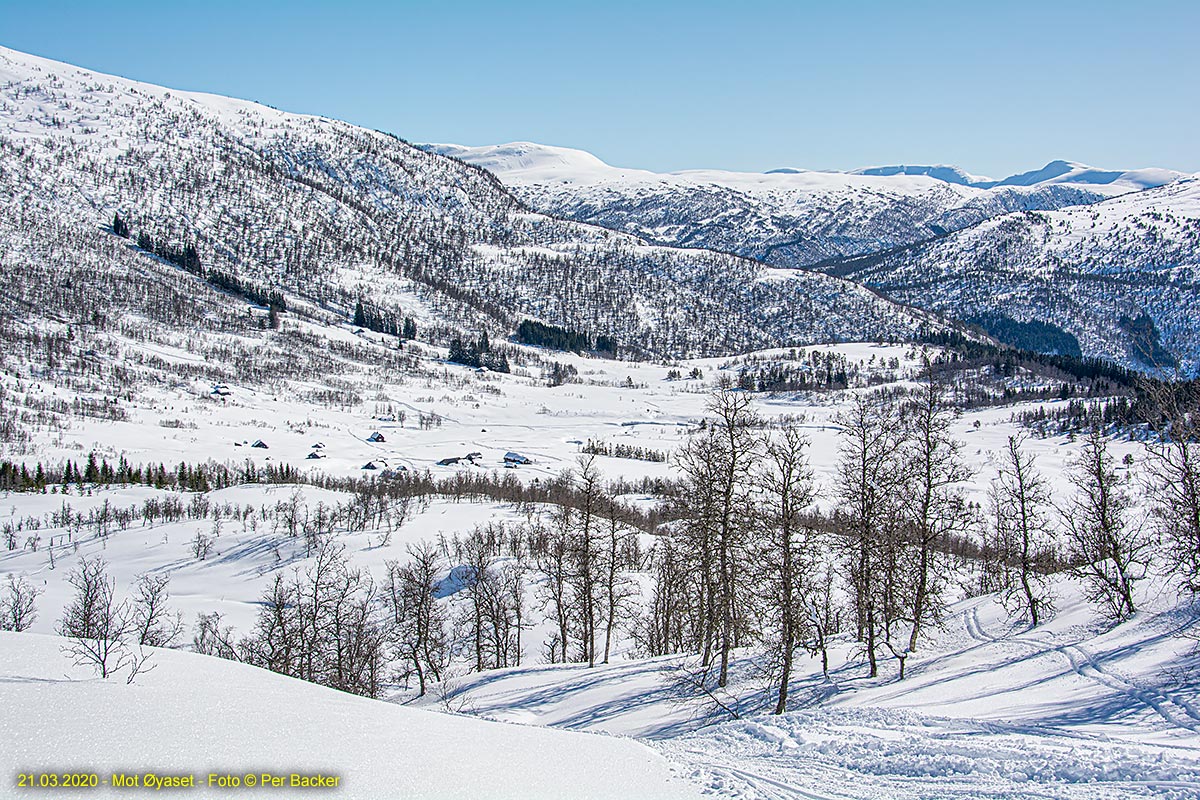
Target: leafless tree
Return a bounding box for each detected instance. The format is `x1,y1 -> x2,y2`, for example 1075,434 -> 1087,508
801,553 -> 841,678
835,391 -> 905,678
901,374 -> 974,651
191,530 -> 213,560
1062,428 -> 1150,620
676,389 -> 760,687
1140,381 -> 1200,594
1,574 -> 41,631
386,543 -> 451,696
599,497 -> 639,664
192,611 -> 240,660
537,509 -> 574,664
755,423 -> 818,713
990,435 -> 1057,625
673,428 -> 722,663
639,536 -> 691,658
130,573 -> 183,647
570,457 -> 603,667
56,556 -> 133,678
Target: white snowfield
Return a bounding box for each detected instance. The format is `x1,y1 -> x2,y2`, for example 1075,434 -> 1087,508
0,632 -> 700,800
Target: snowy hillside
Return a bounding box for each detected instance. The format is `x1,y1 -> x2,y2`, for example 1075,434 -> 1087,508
0,46 -> 939,362
426,141 -> 1199,371
1,632 -> 698,800
826,178 -> 1200,374
421,141 -> 1186,269
427,574 -> 1200,799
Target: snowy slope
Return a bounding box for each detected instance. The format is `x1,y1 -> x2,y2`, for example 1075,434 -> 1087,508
421,142 -> 1187,268
419,575 -> 1200,799
0,632 -> 699,800
3,334 -> 1196,799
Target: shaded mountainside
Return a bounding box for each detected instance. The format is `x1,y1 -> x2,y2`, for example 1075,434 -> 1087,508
0,46 -> 943,366
821,179 -> 1200,375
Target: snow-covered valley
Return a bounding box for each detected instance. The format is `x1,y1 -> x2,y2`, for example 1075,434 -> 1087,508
1,40 -> 1199,800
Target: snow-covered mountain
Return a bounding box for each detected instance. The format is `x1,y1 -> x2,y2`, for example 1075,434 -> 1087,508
0,46 -> 942,366
823,179 -> 1200,374
421,141 -> 1187,269
425,141 -> 1198,372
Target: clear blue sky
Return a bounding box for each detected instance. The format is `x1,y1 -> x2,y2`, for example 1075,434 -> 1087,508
2,0 -> 1196,176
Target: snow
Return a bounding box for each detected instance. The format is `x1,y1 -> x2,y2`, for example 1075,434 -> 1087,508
0,632 -> 699,800
3,338 -> 1198,798
3,336 -> 1195,798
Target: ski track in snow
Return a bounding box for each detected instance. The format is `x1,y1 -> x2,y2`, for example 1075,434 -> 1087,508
964,607 -> 1200,734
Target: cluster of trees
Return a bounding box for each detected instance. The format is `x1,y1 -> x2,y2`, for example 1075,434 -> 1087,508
447,331 -> 510,373
207,269 -> 287,313
136,230 -> 202,276
51,558 -> 182,682
112,211 -> 130,239
190,460 -> 642,697
0,455 -> 306,494
641,380 -> 1199,715
735,362 -> 848,392
644,389 -> 836,710
967,314 -> 1083,358
920,331 -> 1142,391
582,439 -> 668,463
546,361 -> 579,387
515,319 -> 615,354
125,215 -> 288,314
1015,383 -> 1200,437
665,367 -> 705,381
1,455 -> 672,543
353,300 -> 416,340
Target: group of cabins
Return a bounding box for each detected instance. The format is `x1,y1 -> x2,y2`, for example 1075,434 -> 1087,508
232,429 -> 535,474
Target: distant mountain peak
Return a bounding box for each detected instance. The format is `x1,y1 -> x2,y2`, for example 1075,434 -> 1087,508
849,164 -> 995,187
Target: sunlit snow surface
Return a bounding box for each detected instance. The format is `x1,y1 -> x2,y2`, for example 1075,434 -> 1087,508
0,632 -> 698,800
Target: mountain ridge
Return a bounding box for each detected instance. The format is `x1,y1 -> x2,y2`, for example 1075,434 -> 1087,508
421,141 -> 1188,193
0,43 -> 946,374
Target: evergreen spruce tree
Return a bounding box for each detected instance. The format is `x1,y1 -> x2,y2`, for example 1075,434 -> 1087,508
84,453 -> 99,484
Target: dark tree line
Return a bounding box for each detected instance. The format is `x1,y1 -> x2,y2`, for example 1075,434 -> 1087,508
136,230 -> 202,275
581,439 -> 667,463
516,319 -> 616,354
354,299 -> 415,339
448,331 -> 510,372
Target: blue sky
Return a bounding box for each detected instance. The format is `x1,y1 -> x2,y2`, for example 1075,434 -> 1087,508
2,0 -> 1196,176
